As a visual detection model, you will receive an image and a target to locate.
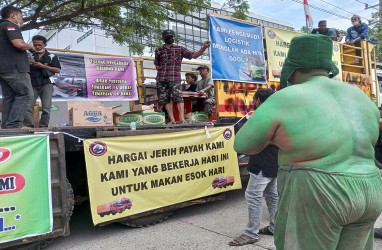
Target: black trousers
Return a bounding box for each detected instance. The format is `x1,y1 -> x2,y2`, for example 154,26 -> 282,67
0,69 -> 33,128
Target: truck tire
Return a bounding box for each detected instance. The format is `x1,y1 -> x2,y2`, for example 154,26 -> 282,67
119,211 -> 173,228
8,179 -> 74,250
66,179 -> 75,217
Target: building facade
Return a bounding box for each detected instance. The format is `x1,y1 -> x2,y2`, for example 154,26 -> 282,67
34,1 -> 293,58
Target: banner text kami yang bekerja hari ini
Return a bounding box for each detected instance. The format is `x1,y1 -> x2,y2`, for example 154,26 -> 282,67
83,126 -> 241,225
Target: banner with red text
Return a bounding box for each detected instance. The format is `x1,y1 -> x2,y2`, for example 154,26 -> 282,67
83,126 -> 241,225
0,135 -> 51,244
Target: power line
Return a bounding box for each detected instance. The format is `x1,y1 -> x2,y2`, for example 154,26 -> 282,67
354,0 -> 379,10
316,0 -> 370,21
318,0 -> 362,16
291,0 -> 349,19
290,0 -> 371,22
355,0 -> 370,4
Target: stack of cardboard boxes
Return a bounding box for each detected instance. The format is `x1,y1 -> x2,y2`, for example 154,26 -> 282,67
67,101 -> 208,127
68,102 -> 166,127
114,104 -> 165,126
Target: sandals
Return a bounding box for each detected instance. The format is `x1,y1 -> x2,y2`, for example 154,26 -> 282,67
228,234 -> 258,246
259,226 -> 274,236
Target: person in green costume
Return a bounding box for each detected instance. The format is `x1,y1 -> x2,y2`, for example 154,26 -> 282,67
234,34 -> 382,250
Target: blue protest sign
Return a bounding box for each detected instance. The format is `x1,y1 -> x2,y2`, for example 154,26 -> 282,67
209,16 -> 266,83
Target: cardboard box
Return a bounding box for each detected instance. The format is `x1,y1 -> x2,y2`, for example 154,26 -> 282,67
114,112 -> 144,126
185,112 -> 209,123
114,112 -> 165,126
132,104 -> 155,112
142,112 -> 166,125
69,106 -> 113,126
67,100 -> 101,111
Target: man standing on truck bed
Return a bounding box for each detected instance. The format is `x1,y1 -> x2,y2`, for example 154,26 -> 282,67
154,29 -> 210,124
234,34 -> 382,250
0,6 -> 35,129
229,88 -> 279,246
24,35 -> 61,128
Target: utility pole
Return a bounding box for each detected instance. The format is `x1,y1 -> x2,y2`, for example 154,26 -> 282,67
365,2 -> 379,10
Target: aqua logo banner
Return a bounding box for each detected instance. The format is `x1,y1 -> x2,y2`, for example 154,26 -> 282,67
0,135 -> 51,244
209,15 -> 266,83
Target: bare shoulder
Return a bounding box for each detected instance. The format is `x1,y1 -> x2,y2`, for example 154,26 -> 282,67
269,85 -> 306,103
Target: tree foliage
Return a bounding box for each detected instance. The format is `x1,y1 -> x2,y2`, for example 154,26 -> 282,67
369,12 -> 382,62
299,26 -> 309,34
225,0 -> 249,20
1,0 -> 249,54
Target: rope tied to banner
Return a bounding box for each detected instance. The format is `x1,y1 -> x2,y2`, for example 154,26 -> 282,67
233,112 -> 250,127
34,131 -> 84,142
33,118 -> 244,141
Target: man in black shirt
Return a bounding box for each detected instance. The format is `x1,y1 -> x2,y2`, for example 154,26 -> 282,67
311,20 -> 329,36
229,88 -> 279,246
311,20 -> 342,42
24,35 -> 61,127
0,6 -> 35,128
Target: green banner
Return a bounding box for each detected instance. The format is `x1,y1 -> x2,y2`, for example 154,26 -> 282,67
0,135 -> 51,244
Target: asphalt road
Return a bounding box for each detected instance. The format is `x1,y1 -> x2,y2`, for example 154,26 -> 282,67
47,183 -> 382,250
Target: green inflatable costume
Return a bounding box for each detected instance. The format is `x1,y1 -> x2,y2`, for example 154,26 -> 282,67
234,34 -> 382,250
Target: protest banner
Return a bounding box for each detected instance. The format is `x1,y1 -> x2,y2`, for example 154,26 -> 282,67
84,55 -> 137,99
343,71 -> 372,98
0,135 -> 51,244
47,52 -> 137,100
331,41 -> 343,81
84,126 -> 241,225
209,15 -> 266,83
264,27 -> 301,82
265,27 -> 342,82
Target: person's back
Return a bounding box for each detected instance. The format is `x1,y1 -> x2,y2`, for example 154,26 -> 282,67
234,34 -> 382,250
260,76 -> 379,174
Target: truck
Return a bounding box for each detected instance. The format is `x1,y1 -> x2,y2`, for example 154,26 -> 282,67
97,198 -> 132,217
212,176 -> 235,188
1,18 -> 380,250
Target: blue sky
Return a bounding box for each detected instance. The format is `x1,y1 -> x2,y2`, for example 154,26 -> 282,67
23,0 -> 378,41
216,0 -> 378,31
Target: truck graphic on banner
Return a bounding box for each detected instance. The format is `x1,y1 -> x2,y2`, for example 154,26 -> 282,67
97,197 -> 132,217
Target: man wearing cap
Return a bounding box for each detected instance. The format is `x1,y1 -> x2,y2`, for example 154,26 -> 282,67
234,34 -> 382,249
154,29 -> 210,124
193,65 -> 214,116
